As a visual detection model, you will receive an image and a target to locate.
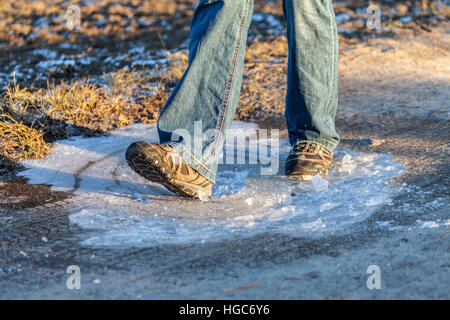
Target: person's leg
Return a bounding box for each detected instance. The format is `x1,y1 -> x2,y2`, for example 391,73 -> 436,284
283,0 -> 339,151
157,0 -> 254,184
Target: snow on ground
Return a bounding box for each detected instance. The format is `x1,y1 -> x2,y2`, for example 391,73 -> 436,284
0,46 -> 170,89
251,13 -> 284,36
19,122 -> 409,248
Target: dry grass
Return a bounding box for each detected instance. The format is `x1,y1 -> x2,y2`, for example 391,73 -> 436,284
245,37 -> 288,62
43,81 -> 135,130
3,70 -> 169,129
0,67 -> 176,166
0,43 -> 192,167
1,0 -> 446,48
0,0 -> 447,51
237,37 -> 288,119
0,0 -> 195,47
0,113 -> 50,171
160,51 -> 189,86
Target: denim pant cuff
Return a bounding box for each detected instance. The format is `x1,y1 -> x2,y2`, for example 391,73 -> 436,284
292,138 -> 337,152
168,141 -> 217,184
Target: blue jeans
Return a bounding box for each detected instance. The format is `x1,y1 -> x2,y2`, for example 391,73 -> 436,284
158,0 -> 339,183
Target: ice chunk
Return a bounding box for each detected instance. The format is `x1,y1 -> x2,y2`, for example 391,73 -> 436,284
319,202 -> 340,212
375,221 -> 392,228
399,16 -> 413,23
197,190 -> 210,202
245,198 -> 254,206
278,193 -> 292,205
231,215 -> 255,228
365,196 -> 385,207
335,12 -> 351,23
300,218 -> 326,230
266,205 -> 296,221
417,220 -> 439,229
312,174 -> 329,191
339,154 -> 356,173
342,154 -> 353,163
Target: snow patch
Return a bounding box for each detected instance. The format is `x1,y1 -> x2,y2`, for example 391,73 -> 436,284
416,219 -> 449,229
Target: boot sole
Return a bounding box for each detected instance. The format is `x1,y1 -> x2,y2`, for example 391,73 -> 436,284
126,142 -> 200,199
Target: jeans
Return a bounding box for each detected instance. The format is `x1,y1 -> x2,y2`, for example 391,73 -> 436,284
158,0 -> 339,183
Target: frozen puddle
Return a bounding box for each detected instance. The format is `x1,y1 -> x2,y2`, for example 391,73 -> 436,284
19,123 -> 406,248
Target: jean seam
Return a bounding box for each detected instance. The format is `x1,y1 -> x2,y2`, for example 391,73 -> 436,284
324,0 -> 337,116
294,139 -> 336,151
170,142 -> 217,177
203,0 -> 249,164
319,137 -> 337,146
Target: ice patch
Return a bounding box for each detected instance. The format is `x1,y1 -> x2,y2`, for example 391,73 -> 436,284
31,49 -> 58,59
319,202 -> 340,213
374,220 -> 407,231
338,29 -> 356,35
365,195 -> 385,207
251,13 -> 284,35
36,55 -> 76,69
19,123 -> 406,248
335,12 -> 351,23
300,218 -> 326,231
399,16 -> 413,23
416,219 -> 450,229
245,198 -> 255,206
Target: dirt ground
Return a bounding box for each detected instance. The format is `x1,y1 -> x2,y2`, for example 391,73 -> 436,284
0,1 -> 449,299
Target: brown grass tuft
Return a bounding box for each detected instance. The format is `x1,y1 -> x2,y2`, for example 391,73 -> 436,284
0,114 -> 50,163
161,51 -> 189,86
245,37 -> 288,62
0,68 -> 171,165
